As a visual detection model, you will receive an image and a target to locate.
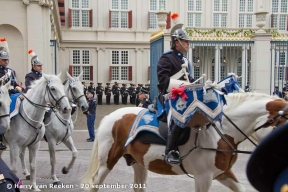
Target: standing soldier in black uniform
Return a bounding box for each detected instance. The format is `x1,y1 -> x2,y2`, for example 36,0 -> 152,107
135,84 -> 143,107
0,38 -> 18,94
112,81 -> 117,90
96,83 -> 104,105
129,84 -> 137,105
120,84 -> 129,104
112,83 -> 120,105
23,49 -> 43,93
128,83 -> 133,104
157,23 -> 194,164
87,82 -> 96,98
104,83 -> 112,105
82,82 -> 88,99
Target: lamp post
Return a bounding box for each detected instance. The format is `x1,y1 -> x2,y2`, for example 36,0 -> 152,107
155,4 -> 168,30
50,36 -> 57,74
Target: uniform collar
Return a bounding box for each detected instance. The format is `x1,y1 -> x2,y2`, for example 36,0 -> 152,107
32,69 -> 42,77
173,49 -> 185,60
0,65 -> 7,70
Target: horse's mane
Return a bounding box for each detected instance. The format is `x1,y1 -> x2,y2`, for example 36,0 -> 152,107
29,75 -> 62,90
225,92 -> 282,110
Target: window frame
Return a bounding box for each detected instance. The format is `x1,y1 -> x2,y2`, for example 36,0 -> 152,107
70,0 -> 91,28
213,0 -> 228,28
110,50 -> 130,81
187,0 -> 202,27
148,0 -> 167,29
110,0 -> 130,29
238,0 -> 254,28
271,0 -> 288,30
71,49 -> 92,80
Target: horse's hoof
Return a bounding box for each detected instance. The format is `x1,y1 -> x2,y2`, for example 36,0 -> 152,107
26,175 -> 31,180
53,181 -> 62,186
62,166 -> 68,174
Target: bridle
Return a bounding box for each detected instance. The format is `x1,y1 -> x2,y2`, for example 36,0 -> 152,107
19,82 -> 67,146
254,104 -> 288,132
68,83 -> 85,105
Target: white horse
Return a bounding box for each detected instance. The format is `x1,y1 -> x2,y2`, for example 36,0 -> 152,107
3,74 -> 71,191
82,92 -> 287,192
0,80 -> 11,145
20,72 -> 89,185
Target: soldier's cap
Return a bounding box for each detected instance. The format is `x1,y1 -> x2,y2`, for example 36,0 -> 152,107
97,83 -> 102,85
90,82 -> 94,84
0,38 -> 9,60
86,91 -> 93,94
122,83 -> 126,86
114,81 -> 117,84
246,122 -> 288,192
28,50 -> 43,65
140,87 -> 149,94
275,86 -> 279,88
106,83 -> 110,85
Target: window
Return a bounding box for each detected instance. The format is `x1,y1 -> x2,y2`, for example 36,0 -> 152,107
70,50 -> 92,80
271,0 -> 288,30
275,51 -> 287,80
110,0 -> 132,28
70,0 -> 92,28
187,0 -> 202,27
110,50 -> 132,81
239,0 -> 254,28
149,0 -> 167,29
213,0 -> 228,27
193,66 -> 200,80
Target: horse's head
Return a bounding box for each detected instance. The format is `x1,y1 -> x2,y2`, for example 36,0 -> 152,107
65,71 -> 88,112
0,80 -> 11,131
43,73 -> 71,114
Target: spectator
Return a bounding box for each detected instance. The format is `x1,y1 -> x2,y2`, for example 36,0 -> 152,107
273,86 -> 283,98
84,91 -> 97,142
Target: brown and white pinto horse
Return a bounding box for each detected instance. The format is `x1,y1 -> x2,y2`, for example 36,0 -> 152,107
82,92 -> 288,192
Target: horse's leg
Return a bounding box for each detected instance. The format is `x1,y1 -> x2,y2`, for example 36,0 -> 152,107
62,136 -> 78,175
47,138 -> 61,185
9,144 -> 20,174
19,146 -> 31,180
215,170 -> 245,192
28,142 -> 41,191
132,163 -> 147,192
194,173 -> 214,192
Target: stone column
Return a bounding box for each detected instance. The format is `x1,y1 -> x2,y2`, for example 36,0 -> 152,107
214,45 -> 220,82
241,45 -> 247,88
96,48 -> 106,82
25,0 -> 53,73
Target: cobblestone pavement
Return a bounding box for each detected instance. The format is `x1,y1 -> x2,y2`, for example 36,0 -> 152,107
1,100 -> 257,192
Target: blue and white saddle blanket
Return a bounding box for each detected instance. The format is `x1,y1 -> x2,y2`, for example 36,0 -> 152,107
165,84 -> 225,128
124,109 -> 165,148
10,93 -> 22,119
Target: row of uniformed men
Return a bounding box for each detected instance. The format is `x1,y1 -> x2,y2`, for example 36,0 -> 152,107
82,81 -> 150,105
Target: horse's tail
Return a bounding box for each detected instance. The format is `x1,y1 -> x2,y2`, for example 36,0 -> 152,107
81,118 -> 105,185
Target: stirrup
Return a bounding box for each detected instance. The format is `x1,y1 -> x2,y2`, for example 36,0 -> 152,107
164,150 -> 181,164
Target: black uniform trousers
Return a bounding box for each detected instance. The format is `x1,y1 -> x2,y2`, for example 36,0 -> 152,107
97,95 -> 102,105
122,96 -> 127,104
106,94 -> 111,105
114,95 -> 119,105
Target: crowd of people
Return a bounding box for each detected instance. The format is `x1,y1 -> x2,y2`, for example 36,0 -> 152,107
81,81 -> 151,107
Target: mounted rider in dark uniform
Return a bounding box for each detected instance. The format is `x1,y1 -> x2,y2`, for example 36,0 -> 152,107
23,50 -> 43,93
0,38 -> 18,150
157,21 -> 194,164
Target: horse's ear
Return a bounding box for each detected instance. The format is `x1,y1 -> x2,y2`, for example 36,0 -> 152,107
66,71 -> 72,79
57,72 -> 62,79
77,71 -> 83,81
4,80 -> 11,90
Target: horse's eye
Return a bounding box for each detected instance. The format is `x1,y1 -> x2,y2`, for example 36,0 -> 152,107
72,87 -> 76,91
51,87 -> 56,91
0,102 -> 2,107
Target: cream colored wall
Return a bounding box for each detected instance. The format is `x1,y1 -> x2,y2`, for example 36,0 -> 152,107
0,0 -> 54,83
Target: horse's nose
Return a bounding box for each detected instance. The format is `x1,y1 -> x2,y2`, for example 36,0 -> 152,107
63,106 -> 71,114
81,106 -> 88,112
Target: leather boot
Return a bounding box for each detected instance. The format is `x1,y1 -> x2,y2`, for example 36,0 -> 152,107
164,123 -> 182,164
0,135 -> 7,150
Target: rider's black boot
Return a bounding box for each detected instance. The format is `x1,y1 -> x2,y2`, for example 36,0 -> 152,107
164,123 -> 182,164
0,135 -> 7,150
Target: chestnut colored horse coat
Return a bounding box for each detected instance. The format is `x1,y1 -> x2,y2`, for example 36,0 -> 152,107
82,93 -> 287,192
